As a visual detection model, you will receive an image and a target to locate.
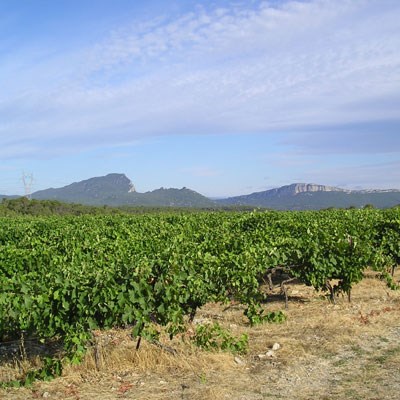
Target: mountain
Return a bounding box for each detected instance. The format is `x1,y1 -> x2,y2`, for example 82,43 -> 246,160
31,173 -> 216,208
6,176 -> 400,210
33,173 -> 134,202
33,173 -> 136,205
124,187 -> 216,208
217,183 -> 400,210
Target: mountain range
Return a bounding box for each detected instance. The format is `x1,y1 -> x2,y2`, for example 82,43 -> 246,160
30,173 -> 214,208
2,173 -> 400,210
217,183 -> 400,210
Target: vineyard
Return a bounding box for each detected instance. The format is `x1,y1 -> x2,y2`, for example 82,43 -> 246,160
0,208 -> 399,386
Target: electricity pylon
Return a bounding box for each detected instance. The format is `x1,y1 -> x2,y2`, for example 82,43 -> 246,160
22,172 -> 34,199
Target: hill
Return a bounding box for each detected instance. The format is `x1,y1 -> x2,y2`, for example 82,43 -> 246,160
31,173 -> 216,208
0,194 -> 19,200
4,177 -> 400,209
217,183 -> 400,210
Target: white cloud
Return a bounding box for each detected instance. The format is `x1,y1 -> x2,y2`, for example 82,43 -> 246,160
1,0 -> 400,158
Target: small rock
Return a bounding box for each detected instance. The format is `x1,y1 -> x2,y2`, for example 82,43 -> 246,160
42,392 -> 50,398
257,353 -> 267,360
159,380 -> 167,385
266,350 -> 276,358
234,356 -> 245,365
272,343 -> 281,351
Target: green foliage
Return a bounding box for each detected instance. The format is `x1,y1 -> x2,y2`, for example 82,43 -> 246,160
192,323 -> 248,354
263,310 -> 287,323
0,207 -> 399,384
244,303 -> 286,326
379,272 -> 399,291
0,197 -> 122,216
0,357 -> 62,388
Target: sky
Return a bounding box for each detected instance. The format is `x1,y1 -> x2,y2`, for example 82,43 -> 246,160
0,0 -> 399,197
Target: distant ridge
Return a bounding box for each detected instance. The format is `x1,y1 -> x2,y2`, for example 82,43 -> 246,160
257,183 -> 347,196
31,173 -> 216,207
217,183 -> 400,210
3,175 -> 399,209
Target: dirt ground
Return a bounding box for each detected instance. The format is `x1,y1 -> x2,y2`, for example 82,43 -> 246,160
1,270 -> 400,400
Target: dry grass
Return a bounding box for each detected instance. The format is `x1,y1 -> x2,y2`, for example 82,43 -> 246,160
1,269 -> 400,399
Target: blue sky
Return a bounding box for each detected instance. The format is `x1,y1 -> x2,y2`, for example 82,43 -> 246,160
1,0 -> 399,197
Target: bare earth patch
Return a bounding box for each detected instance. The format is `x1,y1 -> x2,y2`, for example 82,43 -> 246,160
1,270 -> 400,400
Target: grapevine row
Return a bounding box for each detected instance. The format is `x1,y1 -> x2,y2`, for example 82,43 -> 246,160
0,208 -> 399,383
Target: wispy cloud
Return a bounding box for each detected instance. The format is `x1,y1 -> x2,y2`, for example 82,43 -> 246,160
1,0 -> 399,159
